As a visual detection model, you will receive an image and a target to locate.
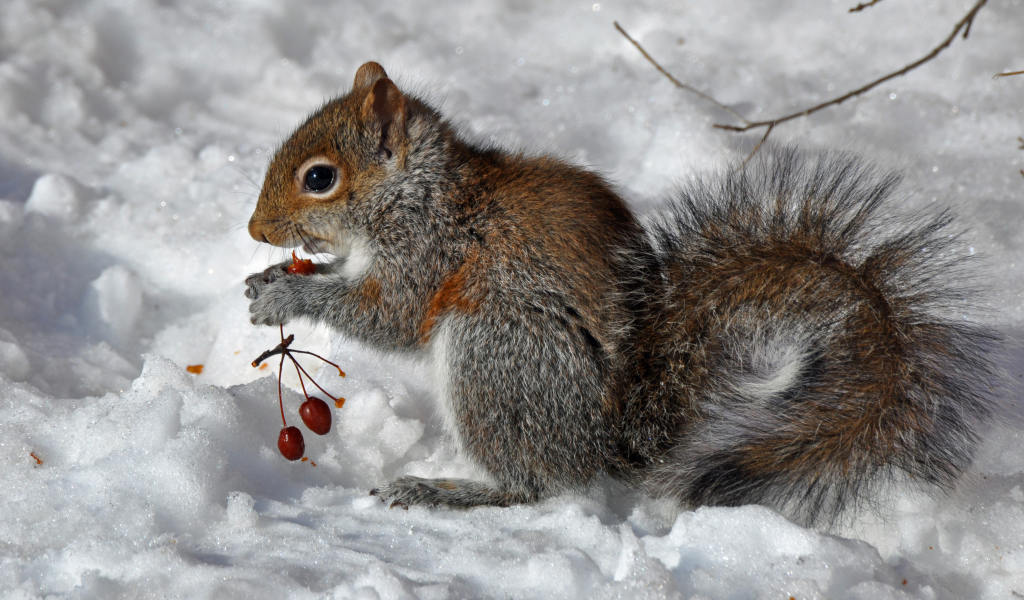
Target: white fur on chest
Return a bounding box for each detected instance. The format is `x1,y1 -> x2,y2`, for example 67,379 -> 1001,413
327,233 -> 375,281
341,236 -> 374,280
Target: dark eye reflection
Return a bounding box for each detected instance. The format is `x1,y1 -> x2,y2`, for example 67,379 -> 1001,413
304,166 -> 335,192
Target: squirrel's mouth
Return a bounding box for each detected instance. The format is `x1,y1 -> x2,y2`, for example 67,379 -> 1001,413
301,237 -> 330,255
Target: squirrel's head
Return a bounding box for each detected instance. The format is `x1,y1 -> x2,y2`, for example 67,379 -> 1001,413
248,62 -> 410,256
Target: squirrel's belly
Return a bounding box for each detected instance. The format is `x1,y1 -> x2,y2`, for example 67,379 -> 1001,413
426,317 -> 465,452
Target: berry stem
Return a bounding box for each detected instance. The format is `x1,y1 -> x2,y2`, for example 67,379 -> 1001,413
278,325 -> 288,426
293,359 -> 311,401
291,358 -> 340,402
288,349 -> 346,377
251,324 -> 343,421
278,349 -> 287,427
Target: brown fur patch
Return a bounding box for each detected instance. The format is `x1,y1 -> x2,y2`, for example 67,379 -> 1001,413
359,277 -> 383,311
418,251 -> 485,345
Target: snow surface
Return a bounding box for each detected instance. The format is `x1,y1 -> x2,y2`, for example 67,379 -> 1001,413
1,0 -> 1023,598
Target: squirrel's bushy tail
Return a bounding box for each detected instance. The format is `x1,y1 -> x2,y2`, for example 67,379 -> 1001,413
641,148 -> 999,526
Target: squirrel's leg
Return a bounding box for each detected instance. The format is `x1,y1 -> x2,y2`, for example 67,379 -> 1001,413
371,306 -> 617,509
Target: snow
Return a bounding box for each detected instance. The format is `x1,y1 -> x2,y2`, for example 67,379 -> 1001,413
0,0 -> 1022,598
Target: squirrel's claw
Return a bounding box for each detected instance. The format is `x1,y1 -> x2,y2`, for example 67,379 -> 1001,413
244,262 -> 290,300
244,261 -> 296,326
369,486 -> 408,509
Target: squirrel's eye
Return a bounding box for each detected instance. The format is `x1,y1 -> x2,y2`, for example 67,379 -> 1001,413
303,166 -> 335,192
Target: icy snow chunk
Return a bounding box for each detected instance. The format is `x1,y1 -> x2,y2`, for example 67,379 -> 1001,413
226,491 -> 258,530
613,523 -> 641,581
87,265 -> 143,339
24,173 -> 82,221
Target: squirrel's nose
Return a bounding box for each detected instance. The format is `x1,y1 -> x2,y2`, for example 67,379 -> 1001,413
248,219 -> 270,244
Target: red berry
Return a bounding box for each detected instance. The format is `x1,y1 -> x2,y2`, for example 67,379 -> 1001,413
278,426 -> 305,460
286,250 -> 316,275
299,397 -> 332,435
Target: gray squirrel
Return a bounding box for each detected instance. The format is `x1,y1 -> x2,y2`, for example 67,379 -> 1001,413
244,62 -> 999,526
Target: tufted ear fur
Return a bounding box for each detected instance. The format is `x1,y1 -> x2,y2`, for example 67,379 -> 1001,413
361,76 -> 406,159
353,61 -> 388,92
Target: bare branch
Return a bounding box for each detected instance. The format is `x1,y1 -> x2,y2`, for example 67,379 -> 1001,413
1018,136 -> 1024,149
616,0 -> 988,166
713,0 -> 988,133
849,0 -> 884,13
737,124 -> 775,171
614,21 -> 750,125
995,70 -> 1024,78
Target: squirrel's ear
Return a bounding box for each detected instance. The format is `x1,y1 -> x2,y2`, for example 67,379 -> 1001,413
353,62 -> 388,92
361,77 -> 406,160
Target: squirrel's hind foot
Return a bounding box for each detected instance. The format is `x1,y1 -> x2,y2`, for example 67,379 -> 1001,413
370,476 -> 539,509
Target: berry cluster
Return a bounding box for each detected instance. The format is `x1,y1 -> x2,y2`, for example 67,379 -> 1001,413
250,254 -> 345,461
251,325 -> 346,460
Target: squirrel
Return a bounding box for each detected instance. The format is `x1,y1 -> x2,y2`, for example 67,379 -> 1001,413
245,62 -> 999,526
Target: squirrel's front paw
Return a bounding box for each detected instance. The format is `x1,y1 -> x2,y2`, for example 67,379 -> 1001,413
247,277 -> 294,326
244,262 -> 290,301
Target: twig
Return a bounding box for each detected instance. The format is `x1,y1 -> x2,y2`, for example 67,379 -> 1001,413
1020,169 -> 1024,179
251,333 -> 295,367
614,22 -> 750,125
997,70 -> 1024,78
617,1 -> 987,167
714,0 -> 988,133
1018,136 -> 1024,150
849,0 -> 885,12
251,325 -> 345,415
